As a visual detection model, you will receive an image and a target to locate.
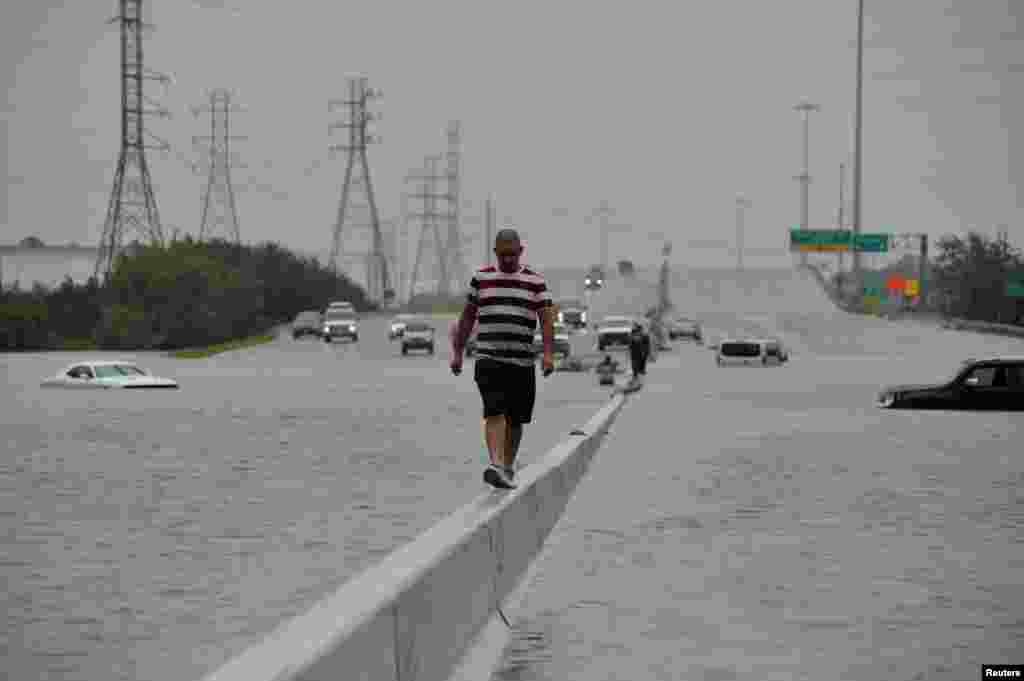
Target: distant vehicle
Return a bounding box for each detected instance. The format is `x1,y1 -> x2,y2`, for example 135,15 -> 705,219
532,322 -> 572,357
556,299 -> 588,330
41,361 -> 179,389
877,356 -> 1024,410
715,338 -> 786,366
291,310 -> 323,339
401,320 -> 436,355
596,315 -> 635,351
323,308 -> 359,342
327,301 -> 355,313
668,317 -> 703,343
388,314 -> 418,340
584,266 -> 605,291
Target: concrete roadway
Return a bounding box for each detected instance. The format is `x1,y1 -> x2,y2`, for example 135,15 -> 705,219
489,267 -> 1024,681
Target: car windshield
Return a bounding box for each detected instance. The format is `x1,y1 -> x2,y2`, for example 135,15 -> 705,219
559,301 -> 583,310
94,364 -> 145,378
325,311 -> 353,321
405,323 -> 431,332
720,342 -> 762,357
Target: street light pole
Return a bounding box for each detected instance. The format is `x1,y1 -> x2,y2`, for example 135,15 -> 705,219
794,99 -> 820,268
852,0 -> 865,303
735,194 -> 752,271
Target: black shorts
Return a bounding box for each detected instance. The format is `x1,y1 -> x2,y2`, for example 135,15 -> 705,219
474,357 -> 536,424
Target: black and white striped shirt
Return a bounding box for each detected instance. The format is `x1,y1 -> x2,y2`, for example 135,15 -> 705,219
466,265 -> 553,367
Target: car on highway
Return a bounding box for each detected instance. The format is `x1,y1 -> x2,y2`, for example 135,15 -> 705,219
715,338 -> 786,366
584,266 -> 605,291
40,361 -> 179,389
388,313 -> 418,340
668,317 -> 703,343
876,356 -> 1024,410
323,308 -> 359,342
532,322 -> 572,357
291,310 -> 323,340
401,320 -> 436,355
596,315 -> 635,351
327,301 -> 355,313
556,299 -> 588,330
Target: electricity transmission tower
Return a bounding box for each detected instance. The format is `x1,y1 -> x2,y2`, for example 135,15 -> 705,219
442,121 -> 466,295
407,155 -> 449,300
95,0 -> 170,282
192,89 -> 244,243
586,200 -> 616,272
328,77 -> 392,302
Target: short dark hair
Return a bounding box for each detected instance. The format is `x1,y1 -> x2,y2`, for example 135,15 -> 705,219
494,228 -> 520,247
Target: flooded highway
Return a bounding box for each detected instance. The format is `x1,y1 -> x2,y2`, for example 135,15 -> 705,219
0,268 -> 656,681
491,268 -> 1024,681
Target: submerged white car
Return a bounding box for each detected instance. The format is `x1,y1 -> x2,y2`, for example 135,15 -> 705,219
41,361 -> 179,389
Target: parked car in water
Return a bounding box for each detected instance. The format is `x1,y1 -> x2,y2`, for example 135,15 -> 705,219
401,320 -> 436,355
715,338 -> 786,366
291,310 -> 323,339
323,308 -> 359,342
388,314 -> 417,340
668,317 -> 703,343
41,361 -> 179,389
532,322 -> 572,357
596,315 -> 635,351
877,356 -> 1024,410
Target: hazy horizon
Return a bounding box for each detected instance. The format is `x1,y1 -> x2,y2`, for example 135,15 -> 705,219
4,1 -> 1021,276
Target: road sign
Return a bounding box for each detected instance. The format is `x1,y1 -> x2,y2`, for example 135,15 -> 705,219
789,229 -> 852,252
1007,279 -> 1024,298
854,233 -> 890,253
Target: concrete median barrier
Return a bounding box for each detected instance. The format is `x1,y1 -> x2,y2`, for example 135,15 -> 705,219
199,392 -> 628,681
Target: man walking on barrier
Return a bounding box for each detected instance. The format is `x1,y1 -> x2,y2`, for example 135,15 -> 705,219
629,322 -> 651,379
450,228 -> 556,490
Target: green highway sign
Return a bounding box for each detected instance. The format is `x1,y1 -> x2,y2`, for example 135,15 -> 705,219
854,233 -> 890,253
789,229 -> 891,253
1007,279 -> 1024,298
789,229 -> 852,252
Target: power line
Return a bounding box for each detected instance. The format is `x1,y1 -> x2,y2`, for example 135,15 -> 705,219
328,77 -> 392,302
192,89 -> 245,243
95,0 -> 170,282
406,155 -> 449,299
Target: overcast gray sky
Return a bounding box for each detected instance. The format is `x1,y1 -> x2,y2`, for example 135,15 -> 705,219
2,1 -> 1021,270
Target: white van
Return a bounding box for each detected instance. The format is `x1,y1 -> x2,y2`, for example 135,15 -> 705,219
715,338 -> 788,366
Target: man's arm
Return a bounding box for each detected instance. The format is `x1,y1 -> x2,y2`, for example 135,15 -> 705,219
452,303 -> 478,355
540,304 -> 556,356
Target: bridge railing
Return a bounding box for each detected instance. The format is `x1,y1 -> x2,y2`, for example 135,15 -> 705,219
199,393 -> 628,681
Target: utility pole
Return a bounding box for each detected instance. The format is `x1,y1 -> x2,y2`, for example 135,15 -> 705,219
588,200 -> 615,272
852,0 -> 866,303
192,89 -> 244,244
95,0 -> 170,282
484,195 -> 495,264
837,162 -> 846,279
443,121 -> 466,296
794,99 -> 820,267
735,194 -> 752,271
328,77 -> 392,302
406,155 -> 448,300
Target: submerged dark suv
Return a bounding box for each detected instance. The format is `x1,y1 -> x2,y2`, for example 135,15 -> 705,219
877,356 -> 1024,411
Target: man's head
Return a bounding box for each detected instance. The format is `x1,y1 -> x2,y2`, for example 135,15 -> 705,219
494,228 -> 523,273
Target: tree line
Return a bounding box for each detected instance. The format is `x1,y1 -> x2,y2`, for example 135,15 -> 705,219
0,237 -> 373,351
830,230 -> 1024,324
